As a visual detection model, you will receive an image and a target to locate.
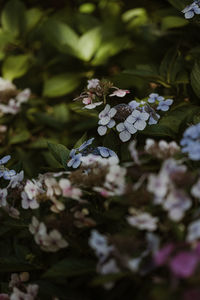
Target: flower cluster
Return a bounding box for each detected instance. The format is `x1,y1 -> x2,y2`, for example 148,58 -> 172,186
29,216 -> 68,252
147,159 -> 191,221
145,138 -> 180,159
0,77 -> 30,115
74,78 -> 129,109
67,137 -> 117,168
180,123 -> 200,160
182,1 -> 200,19
96,91 -> 173,142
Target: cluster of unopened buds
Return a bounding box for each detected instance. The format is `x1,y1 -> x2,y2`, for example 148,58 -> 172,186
0,77 -> 31,115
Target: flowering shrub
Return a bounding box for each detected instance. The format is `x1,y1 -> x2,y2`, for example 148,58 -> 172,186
2,0 -> 200,299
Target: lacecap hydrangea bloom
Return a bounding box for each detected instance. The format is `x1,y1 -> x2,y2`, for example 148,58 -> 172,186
67,137 -> 117,169
180,123 -> 200,160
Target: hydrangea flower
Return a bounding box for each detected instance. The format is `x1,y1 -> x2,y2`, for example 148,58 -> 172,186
187,219 -> 200,242
182,1 -> 200,19
127,212 -> 158,231
144,104 -> 160,125
116,120 -> 137,142
109,89 -> 130,97
67,138 -> 117,168
163,189 -> 191,221
67,152 -> 82,169
180,123 -> 200,160
128,100 -> 139,110
148,93 -> 164,103
169,252 -> 199,278
126,110 -> 149,130
0,188 -> 7,207
0,155 -> 16,180
97,104 -> 117,136
87,78 -> 100,89
156,99 -> 173,111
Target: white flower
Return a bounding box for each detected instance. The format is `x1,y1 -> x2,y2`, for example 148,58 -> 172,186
44,177 -> 61,198
163,189 -> 191,221
127,212 -> 158,231
97,104 -> 117,136
116,120 -> 137,142
59,178 -> 82,200
0,188 -> 7,207
0,77 -> 16,91
83,101 -> 103,109
0,99 -> 20,115
187,219 -> 200,242
191,179 -> 200,199
89,230 -> 114,262
128,140 -> 140,165
126,110 -> 149,130
147,173 -> 169,199
24,179 -> 43,200
21,191 -> 39,210
42,229 -> 68,252
87,78 -> 100,89
16,88 -> 31,104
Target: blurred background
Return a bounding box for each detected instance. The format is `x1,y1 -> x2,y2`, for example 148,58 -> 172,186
0,0 -> 197,176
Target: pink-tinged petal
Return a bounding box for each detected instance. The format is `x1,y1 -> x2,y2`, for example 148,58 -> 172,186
109,89 -> 130,97
98,126 -> 107,136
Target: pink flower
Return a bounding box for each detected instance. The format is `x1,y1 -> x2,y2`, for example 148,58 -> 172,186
109,89 -> 130,98
154,243 -> 174,266
83,97 -> 92,105
169,252 -> 199,278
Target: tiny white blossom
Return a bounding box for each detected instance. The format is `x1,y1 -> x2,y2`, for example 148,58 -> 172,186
187,219 -> 200,242
127,212 -> 158,231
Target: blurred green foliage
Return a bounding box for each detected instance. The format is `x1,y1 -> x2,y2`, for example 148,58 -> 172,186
0,0 -> 200,177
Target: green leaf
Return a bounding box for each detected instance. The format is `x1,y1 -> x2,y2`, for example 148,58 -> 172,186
1,0 -> 26,37
47,142 -> 70,169
25,8 -> 43,32
42,19 -> 79,55
167,0 -> 188,10
143,104 -> 200,138
0,257 -> 39,272
43,73 -> 80,98
77,27 -> 102,61
161,16 -> 188,30
2,54 -> 32,80
42,258 -> 95,279
9,130 -> 31,144
191,61 -> 200,98
73,132 -> 88,149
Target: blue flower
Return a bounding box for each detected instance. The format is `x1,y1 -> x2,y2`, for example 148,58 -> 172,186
128,100 -> 139,109
147,93 -> 164,104
180,123 -> 200,160
78,138 -> 95,151
156,99 -> 173,112
143,104 -> 160,125
96,147 -> 117,158
67,153 -> 82,168
0,155 -> 16,180
182,1 -> 200,19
